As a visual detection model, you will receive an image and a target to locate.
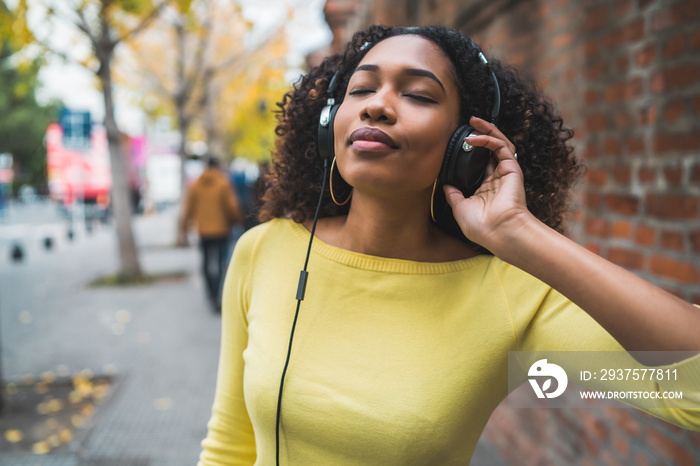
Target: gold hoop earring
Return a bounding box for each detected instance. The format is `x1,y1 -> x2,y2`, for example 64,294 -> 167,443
430,178 -> 445,223
330,156 -> 352,206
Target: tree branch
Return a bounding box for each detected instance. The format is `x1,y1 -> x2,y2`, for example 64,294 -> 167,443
117,2 -> 165,45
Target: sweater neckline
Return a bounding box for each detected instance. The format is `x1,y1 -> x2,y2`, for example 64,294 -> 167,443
284,219 -> 489,275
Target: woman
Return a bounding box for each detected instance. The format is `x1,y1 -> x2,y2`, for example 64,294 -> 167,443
199,25 -> 700,465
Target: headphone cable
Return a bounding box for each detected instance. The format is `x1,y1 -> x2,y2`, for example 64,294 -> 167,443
275,157 -> 330,466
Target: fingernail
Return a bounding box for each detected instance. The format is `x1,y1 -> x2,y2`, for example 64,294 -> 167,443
465,134 -> 477,139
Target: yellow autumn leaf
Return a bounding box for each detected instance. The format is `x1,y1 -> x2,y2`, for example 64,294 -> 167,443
59,429 -> 73,443
32,441 -> 51,454
47,434 -> 61,447
4,429 -> 24,443
71,414 -> 85,428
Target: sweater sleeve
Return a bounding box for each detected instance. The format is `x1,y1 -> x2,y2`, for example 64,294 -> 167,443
497,260 -> 700,431
198,230 -> 257,465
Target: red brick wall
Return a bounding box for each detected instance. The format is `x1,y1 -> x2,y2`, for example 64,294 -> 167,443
319,0 -> 700,463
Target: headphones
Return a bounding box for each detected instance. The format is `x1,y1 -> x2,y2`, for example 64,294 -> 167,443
317,46 -> 501,200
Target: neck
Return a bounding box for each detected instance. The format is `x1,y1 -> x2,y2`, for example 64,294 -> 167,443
323,187 -> 458,261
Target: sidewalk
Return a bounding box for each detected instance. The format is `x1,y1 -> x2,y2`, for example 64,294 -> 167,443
0,207 -> 221,465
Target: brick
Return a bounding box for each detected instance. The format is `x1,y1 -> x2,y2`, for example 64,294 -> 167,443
614,111 -> 633,130
652,130 -> 700,154
585,61 -> 608,80
660,230 -> 684,252
583,141 -> 599,159
663,164 -> 683,186
692,96 -> 700,115
627,136 -> 645,155
612,410 -> 641,438
693,294 -> 700,305
690,429 -> 700,449
652,0 -> 700,32
690,231 -> 700,253
583,433 -> 599,456
646,194 -> 699,219
585,191 -> 602,209
651,63 -> 700,93
586,217 -> 609,237
612,220 -> 632,239
604,28 -> 625,48
615,0 -> 633,16
616,56 -> 629,73
611,431 -> 629,456
635,224 -> 656,246
584,40 -> 599,58
582,6 -> 608,33
663,98 -> 686,123
553,32 -> 574,48
692,164 -> 700,183
634,452 -> 652,466
636,44 -> 657,67
612,163 -> 631,184
601,450 -> 624,466
692,30 -> 700,50
606,193 -> 640,215
587,113 -> 610,131
586,168 -> 607,186
608,247 -> 644,269
585,89 -> 600,105
624,18 -> 645,42
637,165 -> 656,184
649,255 -> 700,284
646,428 -> 698,465
663,32 -> 687,59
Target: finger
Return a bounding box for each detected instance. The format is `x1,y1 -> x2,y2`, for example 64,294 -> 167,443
469,117 -> 516,155
464,133 -> 517,164
443,184 -> 466,208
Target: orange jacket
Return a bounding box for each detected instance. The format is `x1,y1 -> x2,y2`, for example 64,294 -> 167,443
181,167 -> 242,238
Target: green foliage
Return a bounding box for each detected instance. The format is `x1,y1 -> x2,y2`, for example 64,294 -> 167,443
0,42 -> 60,193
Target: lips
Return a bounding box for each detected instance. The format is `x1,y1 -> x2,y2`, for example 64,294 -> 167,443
349,127 -> 398,149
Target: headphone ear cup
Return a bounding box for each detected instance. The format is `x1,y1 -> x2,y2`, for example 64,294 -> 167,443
439,125 -> 471,188
439,125 -> 491,198
317,103 -> 339,161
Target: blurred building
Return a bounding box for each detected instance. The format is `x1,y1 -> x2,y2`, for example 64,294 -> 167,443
316,0 -> 700,464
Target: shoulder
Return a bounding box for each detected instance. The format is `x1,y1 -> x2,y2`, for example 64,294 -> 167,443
233,218 -> 297,260
486,258 -> 559,315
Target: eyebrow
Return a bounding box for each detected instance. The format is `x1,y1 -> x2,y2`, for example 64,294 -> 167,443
355,64 -> 446,93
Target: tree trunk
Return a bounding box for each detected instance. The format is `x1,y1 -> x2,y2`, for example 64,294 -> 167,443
99,51 -> 143,278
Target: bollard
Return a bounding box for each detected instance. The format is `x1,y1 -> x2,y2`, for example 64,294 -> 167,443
10,243 -> 24,262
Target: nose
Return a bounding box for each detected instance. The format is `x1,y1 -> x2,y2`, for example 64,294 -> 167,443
361,90 -> 397,124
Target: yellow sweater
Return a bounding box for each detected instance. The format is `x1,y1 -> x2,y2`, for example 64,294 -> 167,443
199,218 -> 700,466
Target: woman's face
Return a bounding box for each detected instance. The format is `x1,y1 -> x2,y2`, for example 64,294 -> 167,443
333,34 -> 461,197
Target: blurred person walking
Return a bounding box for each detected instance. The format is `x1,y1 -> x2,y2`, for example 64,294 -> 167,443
180,157 -> 242,311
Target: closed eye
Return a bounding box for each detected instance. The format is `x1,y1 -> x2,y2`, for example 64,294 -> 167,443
348,89 -> 374,96
405,93 -> 437,104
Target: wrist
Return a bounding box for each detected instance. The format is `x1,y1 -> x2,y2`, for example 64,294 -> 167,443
488,210 -> 545,264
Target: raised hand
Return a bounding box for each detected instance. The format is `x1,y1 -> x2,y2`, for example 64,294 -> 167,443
443,117 -> 531,256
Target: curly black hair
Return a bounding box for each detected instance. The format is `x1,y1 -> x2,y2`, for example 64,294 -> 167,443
259,24 -> 582,244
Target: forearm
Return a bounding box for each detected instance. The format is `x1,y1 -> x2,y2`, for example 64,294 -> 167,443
495,214 -> 700,353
